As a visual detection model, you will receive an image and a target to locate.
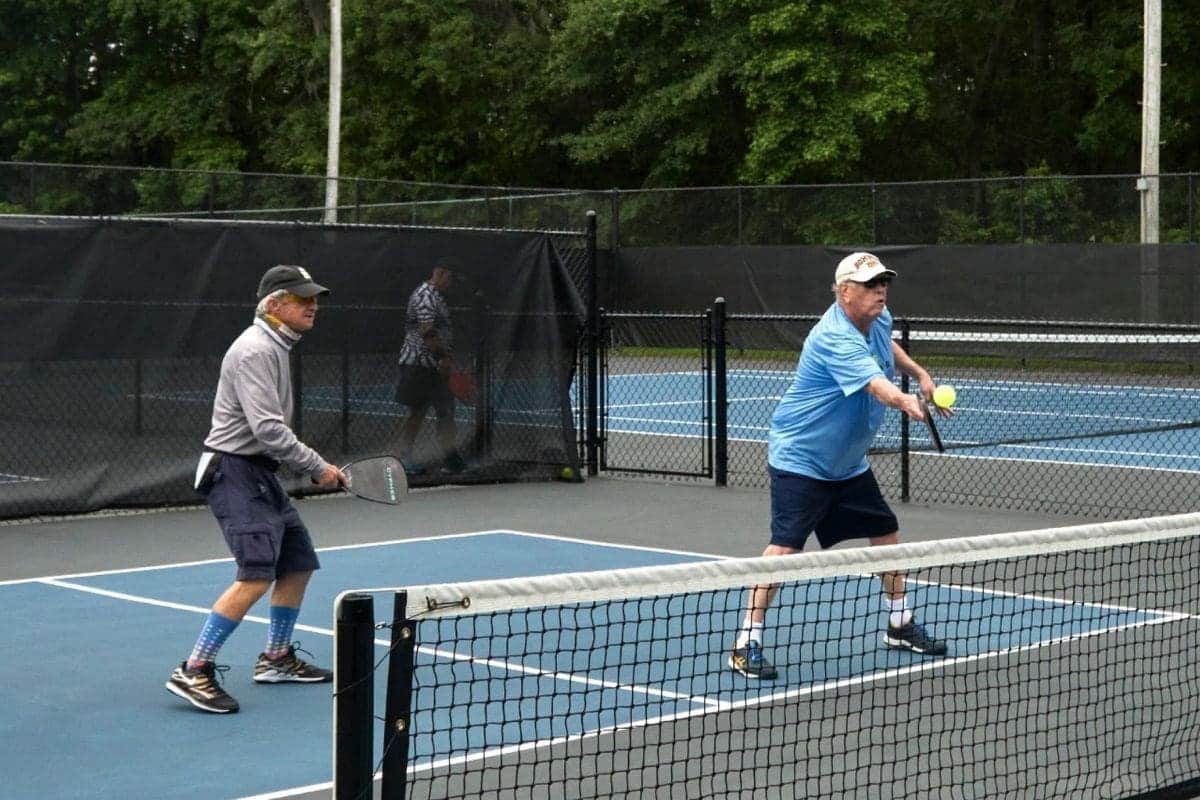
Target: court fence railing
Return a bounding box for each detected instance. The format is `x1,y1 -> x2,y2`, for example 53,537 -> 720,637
4,161 -> 1198,246
591,304 -> 1200,519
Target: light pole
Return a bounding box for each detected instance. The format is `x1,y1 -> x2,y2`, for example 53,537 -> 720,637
1138,0 -> 1161,320
324,0 -> 343,224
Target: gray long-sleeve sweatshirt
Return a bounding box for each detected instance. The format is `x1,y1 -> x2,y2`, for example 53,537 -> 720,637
203,318 -> 328,479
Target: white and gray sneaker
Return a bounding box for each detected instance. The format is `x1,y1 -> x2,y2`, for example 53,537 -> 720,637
253,643 -> 333,683
166,661 -> 239,713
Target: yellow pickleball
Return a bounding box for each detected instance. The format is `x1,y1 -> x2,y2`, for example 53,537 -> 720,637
933,384 -> 957,409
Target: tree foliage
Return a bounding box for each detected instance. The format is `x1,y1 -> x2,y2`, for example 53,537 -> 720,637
1,0 -> 1197,192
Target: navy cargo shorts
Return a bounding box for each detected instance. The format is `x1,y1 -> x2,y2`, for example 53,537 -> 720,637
201,452 -> 321,582
768,465 -> 899,550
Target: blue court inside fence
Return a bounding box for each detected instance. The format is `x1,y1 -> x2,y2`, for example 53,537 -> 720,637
132,364 -> 1200,480
601,370 -> 1200,473
0,530 -> 1176,799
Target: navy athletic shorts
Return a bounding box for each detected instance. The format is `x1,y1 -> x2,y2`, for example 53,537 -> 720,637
768,465 -> 899,550
202,452 -> 321,582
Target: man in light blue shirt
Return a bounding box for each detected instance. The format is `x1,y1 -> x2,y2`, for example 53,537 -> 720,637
729,252 -> 951,679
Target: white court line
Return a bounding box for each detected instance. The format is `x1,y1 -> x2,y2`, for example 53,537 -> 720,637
927,450 -> 1200,475
0,529 -> 561,586
996,442 -> 1200,461
20,530 -> 1194,798
37,578 -> 334,639
31,533 -> 725,713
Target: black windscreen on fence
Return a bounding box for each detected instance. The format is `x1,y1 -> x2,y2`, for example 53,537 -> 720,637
0,217 -> 585,520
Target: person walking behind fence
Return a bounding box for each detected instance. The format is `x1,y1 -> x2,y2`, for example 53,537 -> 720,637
166,265 -> 346,713
729,252 -> 952,680
395,263 -> 465,475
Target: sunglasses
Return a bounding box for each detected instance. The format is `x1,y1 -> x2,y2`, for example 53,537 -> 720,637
284,292 -> 318,305
862,276 -> 893,289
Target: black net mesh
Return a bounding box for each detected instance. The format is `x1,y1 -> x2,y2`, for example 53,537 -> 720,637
0,217 -> 588,520
356,517 -> 1200,799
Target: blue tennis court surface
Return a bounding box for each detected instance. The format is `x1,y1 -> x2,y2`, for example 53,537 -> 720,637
143,367 -> 1200,475
0,529 -> 1182,799
603,370 -> 1200,473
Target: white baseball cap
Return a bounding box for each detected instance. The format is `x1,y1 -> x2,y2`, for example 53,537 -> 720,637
834,252 -> 897,285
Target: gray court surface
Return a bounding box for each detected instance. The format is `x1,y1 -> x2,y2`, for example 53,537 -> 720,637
0,475 -> 1091,583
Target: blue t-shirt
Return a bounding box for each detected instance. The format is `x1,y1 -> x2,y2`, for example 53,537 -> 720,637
767,303 -> 894,481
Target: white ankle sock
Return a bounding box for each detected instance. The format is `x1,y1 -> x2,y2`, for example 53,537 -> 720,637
884,597 -> 912,629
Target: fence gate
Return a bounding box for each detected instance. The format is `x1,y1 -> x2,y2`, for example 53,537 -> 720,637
599,310 -> 713,479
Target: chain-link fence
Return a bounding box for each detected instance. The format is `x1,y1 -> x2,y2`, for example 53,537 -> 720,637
4,162 -> 1196,246
598,309 -> 1200,519
610,175 -> 1199,246
600,312 -> 713,479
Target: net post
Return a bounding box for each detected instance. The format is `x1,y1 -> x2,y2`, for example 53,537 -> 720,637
713,298 -> 728,486
381,592 -> 416,800
334,593 -> 375,800
899,318 -> 911,501
585,210 -> 600,476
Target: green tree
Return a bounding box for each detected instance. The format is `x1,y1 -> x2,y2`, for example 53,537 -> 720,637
539,1 -> 928,188
0,1 -> 115,162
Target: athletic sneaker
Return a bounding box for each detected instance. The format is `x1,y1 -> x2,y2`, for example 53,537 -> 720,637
254,643 -> 334,683
727,640 -> 778,679
165,661 -> 240,714
884,621 -> 948,655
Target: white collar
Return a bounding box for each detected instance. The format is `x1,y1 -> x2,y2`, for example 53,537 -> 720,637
253,316 -> 299,350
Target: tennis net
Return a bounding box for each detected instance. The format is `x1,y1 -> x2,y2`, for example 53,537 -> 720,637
334,513 -> 1200,799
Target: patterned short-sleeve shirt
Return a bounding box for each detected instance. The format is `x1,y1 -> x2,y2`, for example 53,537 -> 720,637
398,280 -> 452,368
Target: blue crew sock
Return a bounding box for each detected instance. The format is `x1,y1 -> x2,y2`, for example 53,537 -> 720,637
186,612 -> 239,669
265,605 -> 301,658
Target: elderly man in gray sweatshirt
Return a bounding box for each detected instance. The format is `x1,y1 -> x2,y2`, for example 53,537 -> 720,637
166,265 -> 346,714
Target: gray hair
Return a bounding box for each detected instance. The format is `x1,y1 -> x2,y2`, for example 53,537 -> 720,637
255,289 -> 289,317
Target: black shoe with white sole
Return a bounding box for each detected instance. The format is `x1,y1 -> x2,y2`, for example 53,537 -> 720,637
166,661 -> 240,714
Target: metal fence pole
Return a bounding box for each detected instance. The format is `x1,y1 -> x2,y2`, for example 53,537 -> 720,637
585,210 -> 600,476
713,298 -> 728,486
